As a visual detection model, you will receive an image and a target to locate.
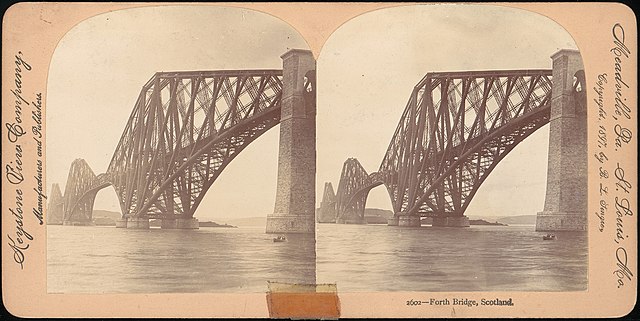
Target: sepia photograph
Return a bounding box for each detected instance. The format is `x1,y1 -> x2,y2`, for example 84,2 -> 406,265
45,5 -> 317,293
315,4 -> 587,292
2,2 -> 636,319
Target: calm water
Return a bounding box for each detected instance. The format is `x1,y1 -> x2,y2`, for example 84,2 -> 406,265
317,224 -> 587,292
47,225 -> 315,293
48,223 -> 587,293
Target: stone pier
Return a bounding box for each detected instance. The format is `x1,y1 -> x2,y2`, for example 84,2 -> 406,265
397,214 -> 421,227
115,218 -> 127,228
536,49 -> 587,232
62,220 -> 94,226
432,216 -> 470,227
161,218 -> 199,229
336,216 -> 366,224
125,217 -> 150,229
266,49 -> 317,234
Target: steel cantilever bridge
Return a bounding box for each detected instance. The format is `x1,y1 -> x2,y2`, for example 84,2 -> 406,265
48,49 -> 585,232
325,58 -> 586,227
48,68 -> 313,227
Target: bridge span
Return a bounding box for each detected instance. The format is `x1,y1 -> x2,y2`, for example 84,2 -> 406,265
48,49 -> 316,233
49,49 -> 586,233
320,49 -> 586,231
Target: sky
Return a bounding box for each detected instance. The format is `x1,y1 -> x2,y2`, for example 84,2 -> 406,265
47,4 -> 578,220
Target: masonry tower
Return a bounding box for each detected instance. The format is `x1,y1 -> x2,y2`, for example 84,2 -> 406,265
266,49 -> 317,234
536,49 -> 587,231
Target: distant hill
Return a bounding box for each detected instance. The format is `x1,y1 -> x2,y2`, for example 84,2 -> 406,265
363,208 -> 394,224
93,209 -> 121,220
468,215 -> 498,221
496,215 -> 537,225
148,219 -> 237,228
364,208 -> 394,218
467,214 -> 536,225
469,219 -> 507,226
365,216 -> 388,224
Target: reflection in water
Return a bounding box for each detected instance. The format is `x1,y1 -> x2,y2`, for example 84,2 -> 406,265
47,226 -> 315,293
316,224 -> 587,292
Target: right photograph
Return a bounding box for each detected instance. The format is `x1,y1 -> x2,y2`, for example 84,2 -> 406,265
315,4 -> 587,292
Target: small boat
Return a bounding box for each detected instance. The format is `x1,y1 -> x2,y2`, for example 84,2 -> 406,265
273,235 -> 287,242
543,234 -> 556,240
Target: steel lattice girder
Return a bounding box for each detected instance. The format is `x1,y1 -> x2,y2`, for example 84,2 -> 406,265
338,69 -> 555,218
62,159 -> 99,222
335,159 -> 369,222
62,70 -> 286,221
318,182 -> 338,221
322,182 -> 337,204
110,70 -> 284,219
335,158 -> 388,221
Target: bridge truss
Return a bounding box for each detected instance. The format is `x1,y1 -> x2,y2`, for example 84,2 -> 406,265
58,69 -> 286,222
335,69 -> 558,222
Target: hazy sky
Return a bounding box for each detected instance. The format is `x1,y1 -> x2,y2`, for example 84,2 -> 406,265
47,4 -> 578,220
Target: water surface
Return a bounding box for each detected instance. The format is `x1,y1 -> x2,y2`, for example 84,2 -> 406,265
317,223 -> 587,292
47,225 -> 315,293
48,223 -> 586,293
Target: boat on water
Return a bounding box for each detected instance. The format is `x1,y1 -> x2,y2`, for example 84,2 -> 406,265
543,233 -> 557,240
273,235 -> 287,242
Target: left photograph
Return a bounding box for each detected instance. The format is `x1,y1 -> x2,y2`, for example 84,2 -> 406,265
46,5 -> 317,293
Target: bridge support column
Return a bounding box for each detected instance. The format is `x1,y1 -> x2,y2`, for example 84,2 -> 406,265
47,183 -> 64,225
115,218 -> 127,228
317,182 -> 337,223
397,214 -> 421,227
266,49 -> 316,234
62,220 -> 94,226
336,208 -> 366,224
161,218 -> 199,229
126,217 -> 149,229
337,217 -> 365,224
432,216 -> 470,227
536,49 -> 587,232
